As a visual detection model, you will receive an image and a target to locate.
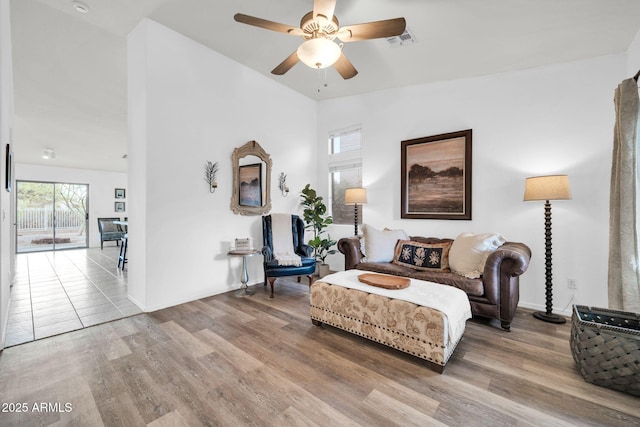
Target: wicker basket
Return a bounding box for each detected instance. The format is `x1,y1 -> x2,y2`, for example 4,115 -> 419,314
570,305 -> 640,396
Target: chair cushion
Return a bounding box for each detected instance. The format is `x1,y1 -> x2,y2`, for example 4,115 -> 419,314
356,262 -> 484,297
101,231 -> 124,241
265,256 -> 316,269
265,256 -> 316,277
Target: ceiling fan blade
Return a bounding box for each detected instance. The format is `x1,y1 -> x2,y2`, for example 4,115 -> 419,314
271,51 -> 300,75
313,0 -> 336,22
234,13 -> 303,36
337,17 -> 406,42
333,53 -> 358,80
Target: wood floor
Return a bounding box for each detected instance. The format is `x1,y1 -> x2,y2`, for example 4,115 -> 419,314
0,278 -> 638,426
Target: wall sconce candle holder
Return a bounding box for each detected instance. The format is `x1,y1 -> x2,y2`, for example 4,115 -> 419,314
204,161 -> 219,193
279,172 -> 290,197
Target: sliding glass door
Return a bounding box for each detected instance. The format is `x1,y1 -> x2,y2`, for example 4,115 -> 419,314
16,181 -> 89,253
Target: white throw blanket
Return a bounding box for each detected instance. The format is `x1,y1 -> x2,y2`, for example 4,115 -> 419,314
271,214 -> 302,267
319,270 -> 471,345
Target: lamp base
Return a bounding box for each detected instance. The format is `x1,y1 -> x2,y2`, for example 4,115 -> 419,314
533,311 -> 566,324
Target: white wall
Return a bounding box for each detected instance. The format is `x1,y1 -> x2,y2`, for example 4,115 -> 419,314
0,0 -> 12,348
14,164 -> 127,248
128,19 -> 317,311
628,28 -> 640,76
318,54 -> 626,316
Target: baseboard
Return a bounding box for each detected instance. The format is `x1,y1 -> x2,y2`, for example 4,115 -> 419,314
518,301 -> 572,317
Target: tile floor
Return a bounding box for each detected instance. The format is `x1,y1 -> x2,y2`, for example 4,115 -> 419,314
5,245 -> 142,347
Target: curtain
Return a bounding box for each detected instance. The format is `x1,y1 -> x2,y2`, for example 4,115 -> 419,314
609,78 -> 640,312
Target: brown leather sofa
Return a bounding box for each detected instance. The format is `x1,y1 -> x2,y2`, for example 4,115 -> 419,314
338,236 -> 531,330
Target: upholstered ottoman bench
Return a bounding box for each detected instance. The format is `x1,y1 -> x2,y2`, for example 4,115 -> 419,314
310,270 -> 472,373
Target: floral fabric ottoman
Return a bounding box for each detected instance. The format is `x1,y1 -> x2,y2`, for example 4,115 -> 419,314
310,270 -> 471,373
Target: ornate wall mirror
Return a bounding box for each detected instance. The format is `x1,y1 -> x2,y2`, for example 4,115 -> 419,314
231,140 -> 272,215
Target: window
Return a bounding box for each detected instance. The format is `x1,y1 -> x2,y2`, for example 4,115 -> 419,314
330,165 -> 362,225
330,129 -> 361,154
328,127 -> 362,225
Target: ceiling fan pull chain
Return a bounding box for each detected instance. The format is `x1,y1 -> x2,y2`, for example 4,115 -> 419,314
316,68 -> 329,93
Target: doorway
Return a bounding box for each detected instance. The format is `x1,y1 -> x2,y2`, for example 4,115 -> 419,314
16,181 -> 89,253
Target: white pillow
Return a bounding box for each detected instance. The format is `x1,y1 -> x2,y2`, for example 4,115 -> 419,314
361,224 -> 409,263
449,232 -> 506,279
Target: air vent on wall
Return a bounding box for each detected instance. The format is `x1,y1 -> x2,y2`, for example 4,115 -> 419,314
386,27 -> 416,47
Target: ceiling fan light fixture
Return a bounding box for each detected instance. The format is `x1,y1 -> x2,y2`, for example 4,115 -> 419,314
297,38 -> 341,69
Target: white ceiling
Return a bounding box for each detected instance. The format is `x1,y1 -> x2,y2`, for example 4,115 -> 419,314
10,0 -> 640,173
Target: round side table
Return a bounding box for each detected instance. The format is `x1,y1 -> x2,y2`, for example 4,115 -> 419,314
228,249 -> 261,296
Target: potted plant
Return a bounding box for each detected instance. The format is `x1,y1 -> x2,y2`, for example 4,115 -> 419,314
309,234 -> 337,277
300,184 -> 336,277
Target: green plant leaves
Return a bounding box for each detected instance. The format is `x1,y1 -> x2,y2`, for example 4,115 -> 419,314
300,184 -> 336,262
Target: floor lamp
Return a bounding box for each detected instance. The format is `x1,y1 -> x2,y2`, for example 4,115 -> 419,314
524,175 -> 572,324
345,188 -> 367,236
524,175 -> 571,323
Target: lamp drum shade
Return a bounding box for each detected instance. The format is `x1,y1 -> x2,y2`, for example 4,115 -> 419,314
524,175 -> 571,201
345,188 -> 367,205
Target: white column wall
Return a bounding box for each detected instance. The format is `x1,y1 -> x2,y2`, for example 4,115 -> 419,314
128,19 -> 317,311
318,54 -> 626,316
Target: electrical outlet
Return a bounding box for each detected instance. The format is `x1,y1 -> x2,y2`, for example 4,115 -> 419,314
568,278 -> 577,290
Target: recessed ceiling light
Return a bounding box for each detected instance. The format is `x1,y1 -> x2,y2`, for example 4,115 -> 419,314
72,1 -> 89,14
42,148 -> 55,160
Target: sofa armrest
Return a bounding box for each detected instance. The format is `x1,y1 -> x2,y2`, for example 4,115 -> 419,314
482,242 -> 531,306
338,236 -> 364,270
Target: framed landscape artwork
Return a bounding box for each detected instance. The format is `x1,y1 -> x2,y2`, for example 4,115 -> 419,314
401,129 -> 472,220
239,163 -> 262,207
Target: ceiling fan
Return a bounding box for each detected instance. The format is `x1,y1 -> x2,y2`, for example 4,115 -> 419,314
234,0 -> 406,79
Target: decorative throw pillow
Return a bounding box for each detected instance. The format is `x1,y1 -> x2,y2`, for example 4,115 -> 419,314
361,224 -> 409,263
448,232 -> 506,279
392,240 -> 451,271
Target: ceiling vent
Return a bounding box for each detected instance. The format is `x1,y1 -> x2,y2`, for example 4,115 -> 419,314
386,28 -> 416,47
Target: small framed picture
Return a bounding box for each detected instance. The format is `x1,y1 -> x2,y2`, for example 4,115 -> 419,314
115,188 -> 126,199
115,201 -> 126,212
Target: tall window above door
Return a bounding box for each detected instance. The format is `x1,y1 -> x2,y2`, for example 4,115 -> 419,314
328,126 -> 362,225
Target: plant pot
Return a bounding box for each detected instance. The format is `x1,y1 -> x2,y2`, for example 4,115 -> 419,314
319,263 -> 331,278
314,260 -> 321,276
